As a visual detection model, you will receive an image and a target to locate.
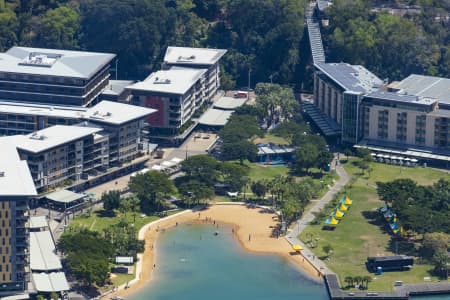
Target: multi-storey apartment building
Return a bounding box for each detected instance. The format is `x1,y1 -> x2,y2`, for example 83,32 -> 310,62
12,125 -> 103,192
162,47 -> 227,101
127,67 -> 207,143
313,62 -> 383,143
0,47 -> 115,107
0,140 -> 36,297
0,100 -> 156,166
312,63 -> 450,166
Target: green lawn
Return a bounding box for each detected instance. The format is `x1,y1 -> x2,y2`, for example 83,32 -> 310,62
67,210 -> 160,233
300,159 -> 450,291
248,163 -> 290,181
253,134 -> 289,145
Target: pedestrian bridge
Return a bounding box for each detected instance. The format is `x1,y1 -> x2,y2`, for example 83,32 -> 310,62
306,2 -> 326,64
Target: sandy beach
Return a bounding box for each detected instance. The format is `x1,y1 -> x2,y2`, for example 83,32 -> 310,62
113,203 -> 321,298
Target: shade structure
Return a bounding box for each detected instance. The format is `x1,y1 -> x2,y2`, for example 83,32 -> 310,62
344,196 -> 352,205
411,158 -> 418,163
292,244 -> 303,251
333,209 -> 344,219
339,203 -> 348,212
324,216 -> 339,226
151,164 -> 165,171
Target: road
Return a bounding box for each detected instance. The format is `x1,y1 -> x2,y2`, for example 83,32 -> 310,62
285,155 -> 350,275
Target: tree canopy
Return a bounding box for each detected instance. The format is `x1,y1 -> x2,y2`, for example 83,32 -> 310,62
376,178 -> 450,234
58,230 -> 114,286
128,171 -> 176,213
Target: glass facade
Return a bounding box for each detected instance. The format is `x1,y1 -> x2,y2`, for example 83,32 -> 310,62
342,91 -> 362,143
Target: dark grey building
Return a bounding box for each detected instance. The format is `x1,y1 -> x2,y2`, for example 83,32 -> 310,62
0,47 -> 115,107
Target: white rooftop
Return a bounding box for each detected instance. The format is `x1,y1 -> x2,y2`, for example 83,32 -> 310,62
0,100 -> 155,125
198,108 -> 233,126
102,80 -> 135,96
214,96 -> 247,110
45,189 -> 86,204
0,137 -> 37,196
127,68 -> 207,95
15,125 -> 102,153
0,101 -> 87,118
29,216 -> 48,229
164,46 -> 227,66
30,231 -> 62,271
396,74 -> 450,104
32,272 -> 69,292
0,46 -> 115,79
84,100 -> 156,125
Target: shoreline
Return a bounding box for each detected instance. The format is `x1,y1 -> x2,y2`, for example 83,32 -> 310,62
110,203 -> 322,299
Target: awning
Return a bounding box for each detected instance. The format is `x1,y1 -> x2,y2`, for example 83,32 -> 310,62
333,209 -> 344,219
339,204 -> 348,212
292,244 -> 303,251
198,108 -> 233,126
29,216 -> 48,229
32,272 -> 69,292
151,165 -> 165,171
170,157 -> 183,164
161,161 -> 176,168
344,196 -> 352,205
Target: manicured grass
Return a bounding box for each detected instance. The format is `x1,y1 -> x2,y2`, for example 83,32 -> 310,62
248,163 -> 290,181
344,157 -> 450,186
67,210 -> 160,233
111,270 -> 134,287
253,134 -> 289,145
300,159 -> 450,291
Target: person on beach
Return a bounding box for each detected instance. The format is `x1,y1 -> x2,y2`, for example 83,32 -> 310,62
248,234 -> 251,241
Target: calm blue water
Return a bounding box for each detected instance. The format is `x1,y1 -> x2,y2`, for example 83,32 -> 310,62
128,224 -> 328,300
127,224 -> 450,300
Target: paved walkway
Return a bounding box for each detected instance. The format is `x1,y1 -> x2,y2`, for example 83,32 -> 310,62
285,155 -> 350,275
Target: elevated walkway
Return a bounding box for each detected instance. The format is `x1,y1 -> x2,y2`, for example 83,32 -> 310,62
306,3 -> 326,64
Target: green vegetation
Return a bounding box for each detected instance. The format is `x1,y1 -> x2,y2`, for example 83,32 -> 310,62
324,0 -> 450,80
67,210 -> 158,233
0,0 -> 307,85
253,134 -> 290,145
59,230 -> 114,286
300,159 -> 450,290
247,163 -> 290,182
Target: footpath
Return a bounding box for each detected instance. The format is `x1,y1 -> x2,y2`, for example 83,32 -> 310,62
285,155 -> 350,276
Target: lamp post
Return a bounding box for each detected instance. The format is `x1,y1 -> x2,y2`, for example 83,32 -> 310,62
115,58 -> 119,80
248,68 -> 251,101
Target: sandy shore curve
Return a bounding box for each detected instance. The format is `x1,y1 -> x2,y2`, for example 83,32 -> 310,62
110,203 -> 322,298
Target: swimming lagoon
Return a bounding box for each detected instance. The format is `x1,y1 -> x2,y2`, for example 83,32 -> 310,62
127,224 -> 328,300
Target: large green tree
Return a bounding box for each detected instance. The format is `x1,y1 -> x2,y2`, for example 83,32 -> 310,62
128,171 -> 176,213
101,190 -> 121,213
58,230 -> 114,286
180,155 -> 221,186
35,5 -> 79,49
80,0 -> 173,78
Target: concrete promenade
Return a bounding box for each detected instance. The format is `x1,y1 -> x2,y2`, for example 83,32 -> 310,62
285,156 -> 350,276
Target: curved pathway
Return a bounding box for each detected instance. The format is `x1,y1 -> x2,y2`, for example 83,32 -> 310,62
285,155 -> 349,275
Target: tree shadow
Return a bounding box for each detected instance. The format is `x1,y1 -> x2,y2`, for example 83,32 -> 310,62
385,238 -> 417,256
361,210 -> 388,230
95,209 -> 115,218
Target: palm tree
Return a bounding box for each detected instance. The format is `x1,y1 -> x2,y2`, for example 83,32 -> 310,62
354,276 -> 363,289
363,276 -> 372,290
344,276 -> 353,288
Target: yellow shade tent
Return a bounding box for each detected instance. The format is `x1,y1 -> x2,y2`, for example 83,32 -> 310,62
334,209 -> 344,219
344,196 -> 352,205
330,217 -> 339,225
339,203 -> 348,212
292,244 -> 303,251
